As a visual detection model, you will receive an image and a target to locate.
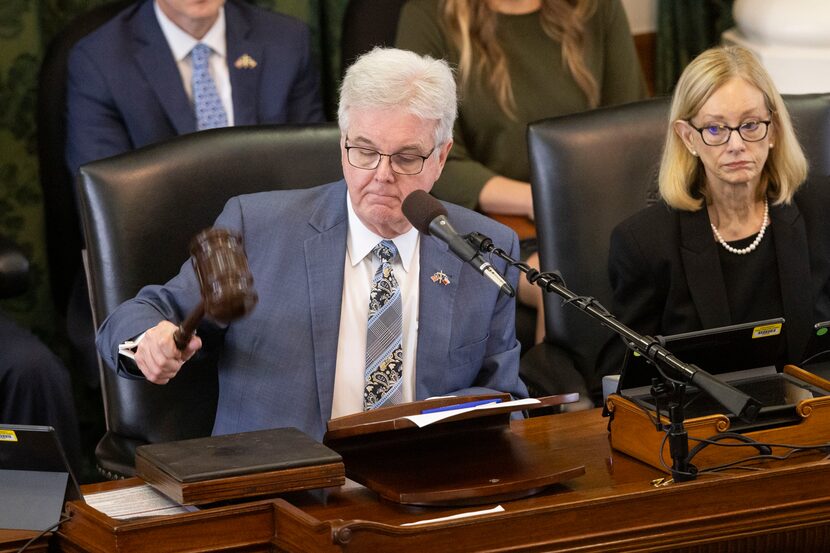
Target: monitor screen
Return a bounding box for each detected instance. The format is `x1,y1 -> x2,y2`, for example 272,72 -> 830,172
618,318 -> 786,392
0,424 -> 82,531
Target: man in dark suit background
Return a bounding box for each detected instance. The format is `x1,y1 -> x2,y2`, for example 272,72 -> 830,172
65,0 -> 325,177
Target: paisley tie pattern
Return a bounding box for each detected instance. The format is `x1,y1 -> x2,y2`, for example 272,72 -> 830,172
363,240 -> 404,410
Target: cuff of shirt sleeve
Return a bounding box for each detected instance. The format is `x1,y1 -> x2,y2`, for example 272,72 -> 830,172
118,331 -> 146,360
117,332 -> 147,378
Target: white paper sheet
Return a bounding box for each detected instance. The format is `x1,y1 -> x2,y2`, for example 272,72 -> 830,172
403,398 -> 540,427
84,484 -> 197,519
401,505 -> 505,526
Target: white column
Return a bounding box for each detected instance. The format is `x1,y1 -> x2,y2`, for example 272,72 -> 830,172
723,0 -> 830,94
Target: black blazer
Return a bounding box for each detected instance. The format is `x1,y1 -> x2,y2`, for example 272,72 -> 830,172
595,176 -> 830,391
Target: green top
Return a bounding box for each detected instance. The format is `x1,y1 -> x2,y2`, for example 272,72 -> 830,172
395,0 -> 648,209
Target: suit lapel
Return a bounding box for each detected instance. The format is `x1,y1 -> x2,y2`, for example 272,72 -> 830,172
770,202 -> 812,357
304,183 -> 348,423
225,2 -> 260,126
414,235 -> 463,398
132,1 -> 196,134
680,208 -> 732,328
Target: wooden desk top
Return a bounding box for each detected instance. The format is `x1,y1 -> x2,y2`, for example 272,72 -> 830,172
0,529 -> 49,553
59,409 -> 830,553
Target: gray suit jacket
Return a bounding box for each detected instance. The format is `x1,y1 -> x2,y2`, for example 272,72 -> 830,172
97,181 -> 526,439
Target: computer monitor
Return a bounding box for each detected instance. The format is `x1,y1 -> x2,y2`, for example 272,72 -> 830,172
0,424 -> 82,531
616,319 -> 830,431
619,319 -> 786,390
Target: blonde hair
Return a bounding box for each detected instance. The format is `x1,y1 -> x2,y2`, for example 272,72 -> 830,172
443,0 -> 598,119
659,45 -> 807,211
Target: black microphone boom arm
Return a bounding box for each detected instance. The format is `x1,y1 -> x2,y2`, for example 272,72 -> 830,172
466,232 -> 762,423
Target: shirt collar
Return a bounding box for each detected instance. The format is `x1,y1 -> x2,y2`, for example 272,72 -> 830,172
346,194 -> 419,272
154,1 -> 227,62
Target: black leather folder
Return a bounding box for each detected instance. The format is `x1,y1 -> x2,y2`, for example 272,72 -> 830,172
135,427 -> 344,504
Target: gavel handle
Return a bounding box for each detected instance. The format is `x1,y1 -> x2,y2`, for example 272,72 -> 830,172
173,302 -> 205,351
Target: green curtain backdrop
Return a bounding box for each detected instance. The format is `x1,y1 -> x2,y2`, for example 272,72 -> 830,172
1,0 -> 51,339
656,0 -> 735,96
0,0 -> 346,349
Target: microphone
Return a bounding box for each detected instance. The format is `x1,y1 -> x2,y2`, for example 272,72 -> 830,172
401,190 -> 515,297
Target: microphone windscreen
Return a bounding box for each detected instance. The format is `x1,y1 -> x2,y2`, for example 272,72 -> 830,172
402,190 -> 447,235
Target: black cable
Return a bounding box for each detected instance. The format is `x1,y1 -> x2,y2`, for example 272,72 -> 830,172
629,393 -> 667,429
688,435 -> 830,452
659,432 -> 830,479
686,432 -> 772,461
697,447 -> 807,474
801,348 -> 830,365
658,429 -> 698,479
15,514 -> 71,553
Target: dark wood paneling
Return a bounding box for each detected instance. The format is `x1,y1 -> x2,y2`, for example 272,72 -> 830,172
635,32 -> 657,97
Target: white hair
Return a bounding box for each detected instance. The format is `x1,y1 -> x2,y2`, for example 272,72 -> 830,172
338,47 -> 457,146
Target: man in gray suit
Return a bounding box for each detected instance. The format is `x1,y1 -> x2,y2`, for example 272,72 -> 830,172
96,47 -> 526,440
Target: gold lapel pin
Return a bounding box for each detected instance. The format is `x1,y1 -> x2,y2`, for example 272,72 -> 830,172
431,271 -> 450,286
234,54 -> 258,70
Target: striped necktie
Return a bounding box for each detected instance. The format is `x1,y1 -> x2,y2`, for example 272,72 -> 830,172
191,43 -> 228,130
363,240 -> 404,410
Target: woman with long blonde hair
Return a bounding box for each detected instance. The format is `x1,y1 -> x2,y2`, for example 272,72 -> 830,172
397,0 -> 647,343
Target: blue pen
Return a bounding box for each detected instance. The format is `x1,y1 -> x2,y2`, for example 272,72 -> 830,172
420,398 -> 502,414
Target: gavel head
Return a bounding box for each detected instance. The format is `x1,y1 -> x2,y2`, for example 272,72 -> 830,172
190,228 -> 258,322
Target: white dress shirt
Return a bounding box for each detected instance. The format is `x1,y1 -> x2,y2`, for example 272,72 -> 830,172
330,197 -> 421,418
154,1 -> 235,125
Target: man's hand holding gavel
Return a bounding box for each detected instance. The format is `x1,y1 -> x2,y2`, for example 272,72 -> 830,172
134,321 -> 202,384
133,227 -> 257,385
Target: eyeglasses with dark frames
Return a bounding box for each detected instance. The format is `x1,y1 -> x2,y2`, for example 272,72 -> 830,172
688,119 -> 771,146
344,138 -> 436,175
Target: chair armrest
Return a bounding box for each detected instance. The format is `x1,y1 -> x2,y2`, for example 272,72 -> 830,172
0,236 -> 29,299
520,342 -> 593,411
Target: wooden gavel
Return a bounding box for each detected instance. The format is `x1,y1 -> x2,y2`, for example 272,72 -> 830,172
172,227 -> 258,350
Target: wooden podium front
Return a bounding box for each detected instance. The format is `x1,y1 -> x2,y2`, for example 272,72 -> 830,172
322,394 -> 584,505
56,408 -> 830,553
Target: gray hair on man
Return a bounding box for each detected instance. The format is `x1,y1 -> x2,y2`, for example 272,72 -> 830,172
338,47 -> 457,148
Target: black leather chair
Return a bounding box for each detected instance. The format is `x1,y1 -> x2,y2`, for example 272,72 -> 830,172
37,0 -> 134,315
340,0 -> 407,77
0,236 -> 29,300
78,124 -> 343,477
523,93 -> 830,405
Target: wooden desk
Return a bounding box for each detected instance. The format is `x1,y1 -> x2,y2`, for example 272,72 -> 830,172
488,214 -> 535,241
0,529 -> 49,553
57,409 -> 830,552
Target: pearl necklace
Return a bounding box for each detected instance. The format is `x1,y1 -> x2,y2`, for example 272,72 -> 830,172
710,199 -> 769,255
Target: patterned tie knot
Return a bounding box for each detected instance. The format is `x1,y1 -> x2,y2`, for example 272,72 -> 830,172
373,240 -> 398,264
191,43 -> 212,66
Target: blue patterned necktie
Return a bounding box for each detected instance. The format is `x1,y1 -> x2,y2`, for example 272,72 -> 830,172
191,43 -> 228,130
364,240 -> 404,410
